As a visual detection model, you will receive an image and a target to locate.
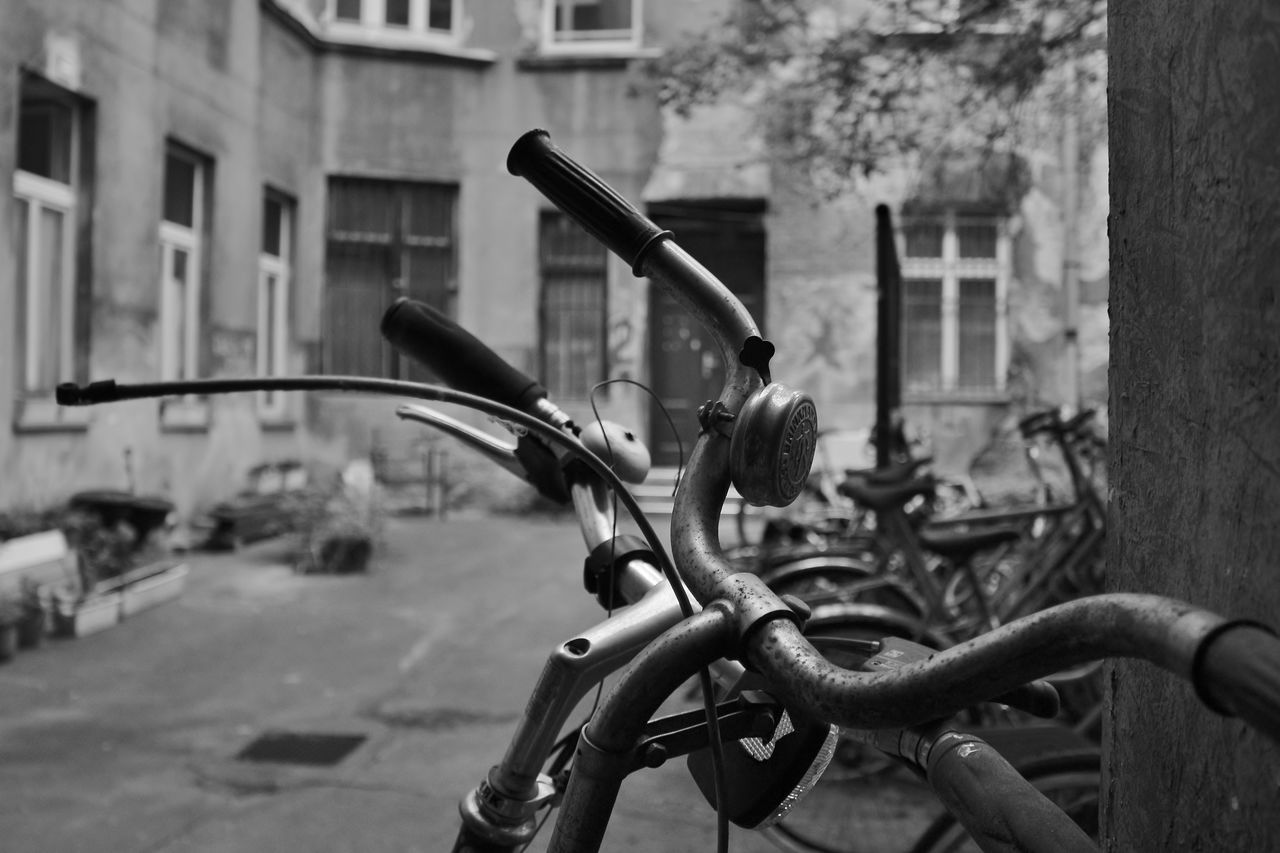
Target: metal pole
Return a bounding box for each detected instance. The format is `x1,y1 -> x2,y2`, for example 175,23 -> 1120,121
875,205 -> 903,467
1061,59 -> 1082,409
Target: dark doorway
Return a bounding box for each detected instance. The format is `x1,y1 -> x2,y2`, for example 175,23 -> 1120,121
646,202 -> 766,468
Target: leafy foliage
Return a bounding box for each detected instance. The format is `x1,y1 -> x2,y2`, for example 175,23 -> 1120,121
648,0 -> 1106,192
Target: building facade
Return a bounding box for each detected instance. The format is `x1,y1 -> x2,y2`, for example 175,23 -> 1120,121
0,0 -> 1106,518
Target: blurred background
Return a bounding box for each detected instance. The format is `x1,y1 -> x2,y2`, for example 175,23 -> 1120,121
0,0 -> 1107,527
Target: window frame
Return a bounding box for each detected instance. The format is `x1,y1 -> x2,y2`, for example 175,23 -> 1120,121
13,169 -> 77,396
540,0 -> 643,55
325,0 -> 463,46
258,191 -> 294,422
898,209 -> 1010,400
159,144 -> 208,386
537,209 -> 609,400
11,74 -> 90,423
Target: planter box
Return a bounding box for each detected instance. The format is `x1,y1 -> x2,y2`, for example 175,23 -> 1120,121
58,592 -> 123,638
56,561 -> 189,638
120,563 -> 189,618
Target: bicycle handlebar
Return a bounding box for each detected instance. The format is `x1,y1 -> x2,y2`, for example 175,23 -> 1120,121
507,129 -> 673,275
1197,623 -> 1280,743
920,730 -> 1098,853
500,128 -> 1280,743
381,297 -> 548,414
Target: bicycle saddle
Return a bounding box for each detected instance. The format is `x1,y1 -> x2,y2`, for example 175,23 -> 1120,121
844,455 -> 933,485
917,525 -> 1024,564
838,474 -> 936,511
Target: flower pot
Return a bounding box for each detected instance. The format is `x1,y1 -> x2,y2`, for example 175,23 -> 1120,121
0,622 -> 18,663
16,606 -> 46,649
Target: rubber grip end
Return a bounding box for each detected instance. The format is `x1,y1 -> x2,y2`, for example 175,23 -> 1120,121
506,128 -> 552,177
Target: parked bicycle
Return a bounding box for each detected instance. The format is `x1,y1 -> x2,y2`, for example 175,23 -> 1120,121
56,129 -> 1280,853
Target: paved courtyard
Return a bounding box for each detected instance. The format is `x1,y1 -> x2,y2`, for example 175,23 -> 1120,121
0,515 -> 791,853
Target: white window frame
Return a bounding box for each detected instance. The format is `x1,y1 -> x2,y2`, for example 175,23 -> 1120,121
540,0 -> 642,55
159,151 -> 205,384
13,169 -> 77,395
899,210 -> 1010,398
257,196 -> 293,420
325,0 -> 462,46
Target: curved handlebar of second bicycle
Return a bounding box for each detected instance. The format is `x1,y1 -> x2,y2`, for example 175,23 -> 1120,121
503,128 -> 1280,742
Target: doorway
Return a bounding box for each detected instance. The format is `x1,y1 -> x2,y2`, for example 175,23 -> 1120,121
646,202 -> 766,468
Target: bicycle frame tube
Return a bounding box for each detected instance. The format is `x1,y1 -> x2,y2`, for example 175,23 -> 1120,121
489,568 -> 688,796
878,508 -> 955,618
547,603 -> 739,853
1001,519 -> 1105,621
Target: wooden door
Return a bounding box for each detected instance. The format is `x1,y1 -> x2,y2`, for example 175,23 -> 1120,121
647,205 -> 766,467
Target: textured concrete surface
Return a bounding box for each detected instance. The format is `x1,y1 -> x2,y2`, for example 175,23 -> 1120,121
0,515 -> 787,853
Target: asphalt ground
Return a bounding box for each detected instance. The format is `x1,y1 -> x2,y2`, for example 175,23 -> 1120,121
0,515 -> 786,853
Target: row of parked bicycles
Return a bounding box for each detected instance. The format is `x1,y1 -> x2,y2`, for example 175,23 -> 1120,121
729,408 -> 1109,852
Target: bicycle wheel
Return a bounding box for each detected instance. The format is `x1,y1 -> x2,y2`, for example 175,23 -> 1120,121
761,556 -> 927,622
907,749 -> 1100,853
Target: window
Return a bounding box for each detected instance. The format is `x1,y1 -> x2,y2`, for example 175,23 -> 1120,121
539,211 -> 607,399
900,211 -> 1008,397
259,192 -> 294,420
159,143 -> 210,384
12,76 -> 88,402
542,0 -> 641,53
327,0 -> 458,40
324,179 -> 457,378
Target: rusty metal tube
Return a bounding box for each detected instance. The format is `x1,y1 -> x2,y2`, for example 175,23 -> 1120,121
746,593 -> 1227,730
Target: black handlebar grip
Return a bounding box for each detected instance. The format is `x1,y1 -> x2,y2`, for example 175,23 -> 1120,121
380,297 -> 547,412
925,732 -> 1098,853
1196,623 -> 1280,744
506,129 -> 671,275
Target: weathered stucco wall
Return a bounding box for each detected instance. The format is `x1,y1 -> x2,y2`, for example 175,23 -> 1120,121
1108,0 -> 1280,848
750,126 -> 1110,477
2,0 -> 1111,518
0,0 -> 324,517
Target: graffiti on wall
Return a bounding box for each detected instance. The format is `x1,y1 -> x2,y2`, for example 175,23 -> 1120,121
608,314 -> 637,383
771,273 -> 876,406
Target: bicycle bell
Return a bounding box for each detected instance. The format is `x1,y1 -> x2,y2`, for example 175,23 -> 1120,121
729,383 -> 818,508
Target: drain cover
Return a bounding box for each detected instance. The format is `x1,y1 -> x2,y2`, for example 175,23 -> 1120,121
236,731 -> 367,767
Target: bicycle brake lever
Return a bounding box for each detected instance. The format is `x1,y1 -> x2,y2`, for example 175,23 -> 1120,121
396,403 -> 525,481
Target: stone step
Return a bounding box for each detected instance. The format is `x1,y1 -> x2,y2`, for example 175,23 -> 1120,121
629,468 -> 744,517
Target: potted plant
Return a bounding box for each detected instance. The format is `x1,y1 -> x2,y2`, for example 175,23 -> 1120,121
292,461 -> 383,575
15,580 -> 49,649
0,598 -> 21,663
